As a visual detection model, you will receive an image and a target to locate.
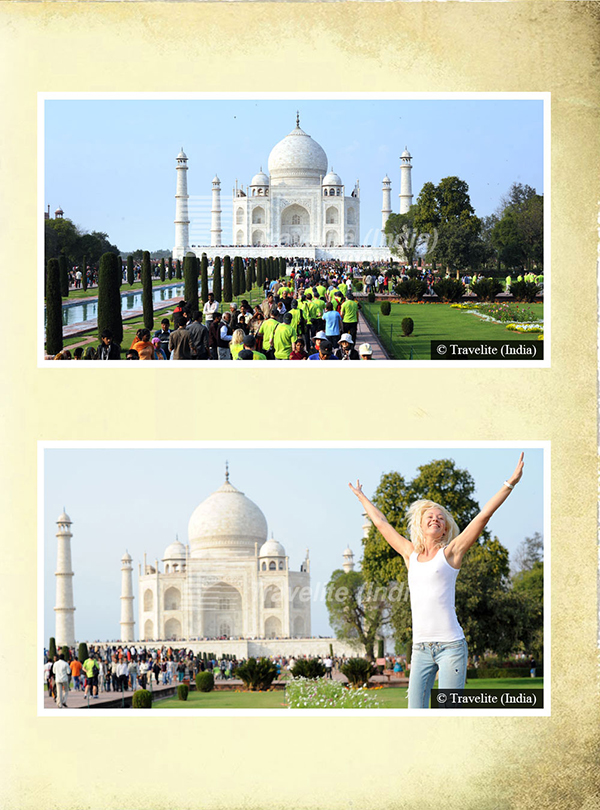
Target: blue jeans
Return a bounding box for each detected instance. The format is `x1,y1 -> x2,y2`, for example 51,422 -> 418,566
408,638 -> 468,708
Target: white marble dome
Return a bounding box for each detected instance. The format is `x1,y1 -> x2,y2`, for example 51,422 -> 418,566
188,477 -> 268,559
323,170 -> 342,186
251,170 -> 269,186
57,511 -> 72,524
259,536 -> 286,558
177,148 -> 188,160
268,122 -> 328,186
163,538 -> 186,561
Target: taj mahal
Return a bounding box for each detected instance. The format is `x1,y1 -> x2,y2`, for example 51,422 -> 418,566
173,113 -> 414,263
52,467 -> 362,658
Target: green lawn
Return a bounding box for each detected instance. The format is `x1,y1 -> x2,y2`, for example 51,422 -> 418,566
153,678 -> 544,709
361,301 -> 544,360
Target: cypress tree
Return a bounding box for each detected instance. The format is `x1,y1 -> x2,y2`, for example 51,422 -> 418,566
176,259 -> 182,280
59,254 -> 69,298
48,637 -> 57,660
200,254 -> 209,303
160,257 -> 166,282
183,254 -> 199,312
232,256 -> 240,297
61,645 -> 70,662
223,255 -> 232,302
213,256 -> 222,301
81,257 -> 88,292
98,252 -> 124,345
127,255 -> 134,286
239,258 -> 247,294
78,642 -> 89,663
168,257 -> 173,280
280,256 -> 287,278
141,250 -> 154,330
46,259 -> 63,355
248,258 -> 255,290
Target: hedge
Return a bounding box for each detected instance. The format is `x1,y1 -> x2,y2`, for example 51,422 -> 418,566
195,671 -> 215,692
132,689 -> 153,708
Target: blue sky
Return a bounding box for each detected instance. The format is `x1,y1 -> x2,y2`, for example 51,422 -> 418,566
44,98 -> 544,252
43,445 -> 544,643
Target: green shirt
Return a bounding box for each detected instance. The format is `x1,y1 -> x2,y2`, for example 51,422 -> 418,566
273,323 -> 294,359
339,282 -> 348,296
299,300 -> 312,325
289,308 -> 301,337
230,342 -> 244,359
252,350 -> 267,360
316,285 -> 326,299
83,658 -> 97,678
259,318 -> 279,349
341,299 -> 358,323
311,298 -> 325,319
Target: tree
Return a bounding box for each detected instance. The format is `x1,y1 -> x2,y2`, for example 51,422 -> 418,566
493,183 -> 544,272
325,569 -> 389,661
127,255 -> 134,286
183,254 -> 199,312
238,257 -> 247,295
168,257 -> 173,280
61,645 -> 70,661
232,256 -> 240,297
141,251 -> 154,330
213,256 -> 222,301
78,642 -> 89,663
200,254 -> 209,303
223,255 -> 232,302
160,257 -> 166,282
45,259 -> 63,355
98,252 -> 124,344
384,207 -> 420,265
512,560 -> 544,658
512,531 -> 543,574
48,637 -> 57,660
246,259 -> 254,293
81,256 -> 88,291
59,254 -> 69,297
175,259 -> 182,280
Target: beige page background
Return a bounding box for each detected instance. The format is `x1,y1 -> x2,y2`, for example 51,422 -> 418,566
1,3 -> 599,808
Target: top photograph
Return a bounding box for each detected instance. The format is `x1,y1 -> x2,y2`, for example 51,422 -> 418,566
40,95 -> 547,366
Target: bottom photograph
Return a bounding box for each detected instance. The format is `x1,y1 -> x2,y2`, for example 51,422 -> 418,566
41,443 -> 547,714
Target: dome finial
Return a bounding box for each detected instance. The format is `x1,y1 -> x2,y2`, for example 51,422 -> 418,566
225,460 -> 229,482
296,110 -> 300,128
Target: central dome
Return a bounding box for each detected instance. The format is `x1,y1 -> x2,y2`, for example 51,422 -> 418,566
188,477 -> 268,559
268,120 -> 328,187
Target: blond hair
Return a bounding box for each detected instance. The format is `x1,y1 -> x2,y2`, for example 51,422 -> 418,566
406,500 -> 460,554
231,328 -> 245,347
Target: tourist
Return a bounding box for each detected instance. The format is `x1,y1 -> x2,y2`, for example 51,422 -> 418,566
52,654 -> 71,708
273,312 -> 295,359
152,337 -> 167,360
83,654 -> 100,699
340,291 -> 359,344
258,307 -> 280,358
229,328 -> 246,359
349,453 -> 525,708
187,311 -> 209,359
323,302 -> 342,348
84,346 -> 97,360
229,302 -> 241,331
126,349 -> 139,360
307,339 -> 338,361
70,656 -> 82,691
131,328 -> 157,360
128,658 -> 139,691
241,333 -> 266,360
217,312 -> 233,359
358,343 -> 373,360
203,292 -> 219,319
290,337 -> 308,360
116,658 -> 129,691
261,293 -> 275,319
97,329 -> 121,361
169,315 -> 192,360
73,347 -> 84,360
208,312 -> 221,359
54,350 -> 72,360
334,334 -> 359,361
154,318 -> 172,359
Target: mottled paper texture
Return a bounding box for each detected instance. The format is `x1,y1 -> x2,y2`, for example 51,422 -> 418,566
1,2 -> 599,809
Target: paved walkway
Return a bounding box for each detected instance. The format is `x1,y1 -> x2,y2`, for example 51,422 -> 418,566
355,313 -> 389,360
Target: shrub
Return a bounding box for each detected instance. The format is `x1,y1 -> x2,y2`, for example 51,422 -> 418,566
59,254 -> 69,298
177,684 -> 189,701
45,259 -> 63,355
175,259 -> 182,280
394,279 -> 427,301
195,671 -> 214,692
401,317 -> 414,336
353,280 -> 363,292
160,258 -> 166,282
233,657 -> 278,691
78,642 -> 88,663
509,280 -> 540,302
380,301 -> 391,316
340,658 -> 375,687
200,254 -> 209,303
467,667 -> 535,679
61,645 -> 70,662
367,292 -> 376,303
132,689 -> 153,708
471,277 -> 502,302
291,659 -> 327,679
433,277 -> 465,302
97,252 -> 123,345
168,257 -> 174,281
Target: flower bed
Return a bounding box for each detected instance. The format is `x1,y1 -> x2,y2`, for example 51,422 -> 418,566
285,677 -> 381,709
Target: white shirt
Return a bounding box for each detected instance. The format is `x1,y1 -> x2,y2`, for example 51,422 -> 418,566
203,300 -> 219,317
52,659 -> 71,684
408,548 -> 465,643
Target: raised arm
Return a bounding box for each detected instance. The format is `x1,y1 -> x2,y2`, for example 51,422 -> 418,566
348,480 -> 413,565
445,453 -> 524,568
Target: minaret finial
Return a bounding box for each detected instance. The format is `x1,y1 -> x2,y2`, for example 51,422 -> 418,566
296,110 -> 300,128
225,460 -> 229,482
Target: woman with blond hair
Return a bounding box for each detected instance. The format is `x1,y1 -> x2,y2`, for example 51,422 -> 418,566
349,453 -> 524,708
229,328 -> 246,360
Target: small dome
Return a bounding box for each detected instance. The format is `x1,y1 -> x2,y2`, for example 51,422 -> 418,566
212,174 -> 220,184
259,536 -> 286,558
382,174 -> 391,183
251,170 -> 269,186
121,551 -> 132,562
55,207 -> 64,216
177,148 -> 187,160
401,147 -> 411,158
323,170 -> 342,186
163,538 -> 186,561
343,546 -> 354,556
57,511 -> 72,524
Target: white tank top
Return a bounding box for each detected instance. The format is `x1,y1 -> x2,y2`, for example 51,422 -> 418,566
408,548 -> 465,643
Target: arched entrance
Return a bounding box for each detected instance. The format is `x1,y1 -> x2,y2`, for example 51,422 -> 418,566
201,582 -> 243,638
280,204 -> 310,246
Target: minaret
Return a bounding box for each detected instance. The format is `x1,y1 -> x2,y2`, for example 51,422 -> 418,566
362,512 -> 372,540
174,148 -> 190,259
120,551 -> 135,642
54,510 -> 75,647
342,546 -> 355,573
211,175 -> 222,247
381,174 -> 392,234
399,147 -> 413,214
